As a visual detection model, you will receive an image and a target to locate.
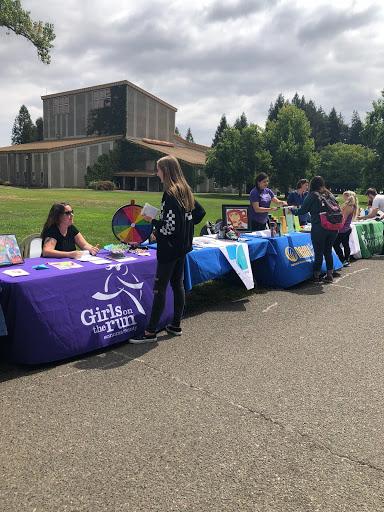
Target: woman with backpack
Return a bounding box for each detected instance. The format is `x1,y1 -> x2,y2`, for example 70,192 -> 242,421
129,155 -> 206,343
292,176 -> 341,283
332,190 -> 358,267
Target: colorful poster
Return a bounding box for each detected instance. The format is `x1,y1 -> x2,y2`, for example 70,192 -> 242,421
0,235 -> 23,267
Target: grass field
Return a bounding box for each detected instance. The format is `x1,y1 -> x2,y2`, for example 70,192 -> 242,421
0,186 -> 261,244
0,186 -> 368,245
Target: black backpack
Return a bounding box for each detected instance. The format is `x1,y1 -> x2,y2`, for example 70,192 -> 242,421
316,192 -> 343,231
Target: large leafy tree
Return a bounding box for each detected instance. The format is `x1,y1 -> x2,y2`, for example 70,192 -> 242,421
205,124 -> 271,197
265,105 -> 317,194
0,0 -> 55,63
361,91 -> 384,190
11,104 -> 35,144
319,143 -> 377,192
212,114 -> 228,147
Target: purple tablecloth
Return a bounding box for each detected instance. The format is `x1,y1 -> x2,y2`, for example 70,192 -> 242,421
0,250 -> 173,364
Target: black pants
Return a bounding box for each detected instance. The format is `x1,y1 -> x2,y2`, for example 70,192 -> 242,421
311,224 -> 338,273
251,221 -> 267,231
147,256 -> 185,333
333,229 -> 351,262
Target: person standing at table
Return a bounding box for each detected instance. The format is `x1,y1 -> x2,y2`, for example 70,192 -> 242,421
287,179 -> 310,225
249,172 -> 287,230
292,176 -> 339,283
41,202 -> 100,258
333,190 -> 358,267
129,155 -> 205,344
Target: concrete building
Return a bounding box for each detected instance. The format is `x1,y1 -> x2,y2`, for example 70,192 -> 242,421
0,80 -> 210,191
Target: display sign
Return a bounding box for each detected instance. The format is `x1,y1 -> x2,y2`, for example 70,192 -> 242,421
0,234 -> 23,267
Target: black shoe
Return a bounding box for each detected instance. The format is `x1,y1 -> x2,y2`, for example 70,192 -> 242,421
166,324 -> 182,336
322,275 -> 334,283
311,275 -> 322,283
332,271 -> 342,278
129,332 -> 157,344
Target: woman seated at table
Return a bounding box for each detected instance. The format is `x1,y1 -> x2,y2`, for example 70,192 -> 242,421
41,202 -> 99,258
249,172 -> 287,230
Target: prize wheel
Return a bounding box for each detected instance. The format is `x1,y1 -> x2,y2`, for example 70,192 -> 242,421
112,202 -> 153,245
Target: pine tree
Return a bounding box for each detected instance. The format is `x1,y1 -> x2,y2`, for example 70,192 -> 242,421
212,114 -> 228,147
328,107 -> 342,144
234,112 -> 248,131
174,126 -> 181,136
348,111 -> 363,145
11,105 -> 35,144
185,128 -> 194,143
267,94 -> 286,121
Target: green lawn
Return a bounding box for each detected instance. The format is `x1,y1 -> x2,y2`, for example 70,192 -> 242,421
0,186 -> 255,245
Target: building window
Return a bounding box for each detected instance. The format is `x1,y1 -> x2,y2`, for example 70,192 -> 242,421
23,171 -> 27,183
40,171 -> 44,185
50,96 -> 69,115
16,171 -> 20,183
92,88 -> 111,109
31,171 -> 36,184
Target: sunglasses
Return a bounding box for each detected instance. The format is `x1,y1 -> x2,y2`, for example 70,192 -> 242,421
64,210 -> 74,216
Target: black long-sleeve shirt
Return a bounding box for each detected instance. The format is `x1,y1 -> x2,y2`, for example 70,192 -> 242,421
152,192 -> 205,262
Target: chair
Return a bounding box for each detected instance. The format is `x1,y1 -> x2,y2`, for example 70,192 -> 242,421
20,233 -> 42,258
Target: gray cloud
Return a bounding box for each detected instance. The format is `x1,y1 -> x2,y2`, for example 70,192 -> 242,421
206,0 -> 279,21
298,5 -> 378,43
0,0 -> 384,147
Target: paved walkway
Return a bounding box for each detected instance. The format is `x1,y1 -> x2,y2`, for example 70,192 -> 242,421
1,258 -> 384,511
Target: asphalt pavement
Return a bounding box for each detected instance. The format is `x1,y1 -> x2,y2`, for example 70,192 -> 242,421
1,257 -> 384,511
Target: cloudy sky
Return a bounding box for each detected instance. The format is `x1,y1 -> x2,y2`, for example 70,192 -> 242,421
0,0 -> 383,147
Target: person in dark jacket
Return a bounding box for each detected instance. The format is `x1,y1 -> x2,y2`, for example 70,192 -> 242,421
130,155 -> 205,343
293,176 -> 338,283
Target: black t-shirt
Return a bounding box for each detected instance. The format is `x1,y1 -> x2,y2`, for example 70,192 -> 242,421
42,224 -> 79,252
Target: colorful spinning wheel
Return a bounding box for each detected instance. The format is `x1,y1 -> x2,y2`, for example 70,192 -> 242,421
112,201 -> 153,245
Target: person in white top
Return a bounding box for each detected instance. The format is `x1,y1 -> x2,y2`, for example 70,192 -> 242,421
358,188 -> 384,220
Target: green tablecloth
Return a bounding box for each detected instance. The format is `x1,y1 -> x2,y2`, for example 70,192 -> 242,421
355,220 -> 384,258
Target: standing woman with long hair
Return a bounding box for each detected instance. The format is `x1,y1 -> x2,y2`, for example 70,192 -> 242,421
130,156 -> 205,343
249,172 -> 287,231
41,202 -> 99,258
293,176 -> 338,283
333,190 -> 358,267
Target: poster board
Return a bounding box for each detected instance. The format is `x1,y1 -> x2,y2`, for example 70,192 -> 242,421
222,205 -> 250,231
0,234 -> 24,267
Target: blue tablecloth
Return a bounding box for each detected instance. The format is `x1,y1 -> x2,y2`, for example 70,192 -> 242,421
184,237 -> 275,291
0,250 -> 173,364
251,232 -> 342,288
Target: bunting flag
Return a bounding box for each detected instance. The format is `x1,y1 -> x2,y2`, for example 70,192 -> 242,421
219,242 -> 254,290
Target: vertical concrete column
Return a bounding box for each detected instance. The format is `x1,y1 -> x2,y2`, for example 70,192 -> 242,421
48,153 -> 52,188
74,148 -> 78,187
74,95 -> 77,136
60,151 -> 64,188
155,103 -> 159,139
126,85 -> 129,137
133,92 -> 137,137
146,98 -> 149,138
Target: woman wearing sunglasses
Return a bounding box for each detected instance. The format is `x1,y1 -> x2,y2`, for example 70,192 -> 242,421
41,202 -> 99,258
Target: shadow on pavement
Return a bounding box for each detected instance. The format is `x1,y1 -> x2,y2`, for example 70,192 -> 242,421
0,337 -> 158,382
